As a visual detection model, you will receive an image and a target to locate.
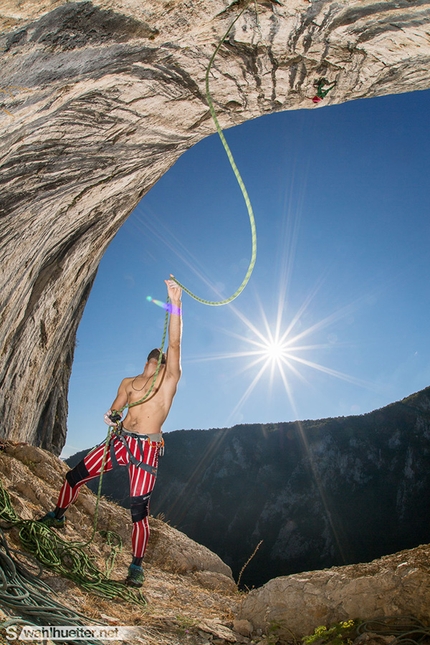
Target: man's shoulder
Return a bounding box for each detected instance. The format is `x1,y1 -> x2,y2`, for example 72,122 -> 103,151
120,376 -> 134,387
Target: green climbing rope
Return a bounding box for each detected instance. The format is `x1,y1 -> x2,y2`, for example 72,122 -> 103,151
172,2 -> 257,306
357,616 -> 430,645
121,302 -> 170,412
0,529 -> 104,645
0,478 -> 146,607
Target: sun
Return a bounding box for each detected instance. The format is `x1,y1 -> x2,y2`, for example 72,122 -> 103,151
185,287 -> 373,423
261,334 -> 292,363
134,191 -> 374,422
264,339 -> 284,361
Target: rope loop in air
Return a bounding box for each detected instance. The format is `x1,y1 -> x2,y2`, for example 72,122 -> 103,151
172,2 -> 257,306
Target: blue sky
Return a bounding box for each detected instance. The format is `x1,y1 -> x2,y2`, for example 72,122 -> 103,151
64,88 -> 430,458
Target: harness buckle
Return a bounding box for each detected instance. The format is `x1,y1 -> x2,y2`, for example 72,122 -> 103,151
158,439 -> 165,457
111,422 -> 123,438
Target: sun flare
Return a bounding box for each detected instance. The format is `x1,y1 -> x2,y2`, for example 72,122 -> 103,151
185,289 -> 373,424
262,338 -> 286,361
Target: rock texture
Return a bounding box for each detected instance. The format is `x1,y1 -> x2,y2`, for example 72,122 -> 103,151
1,0 -> 430,453
239,544 -> 430,638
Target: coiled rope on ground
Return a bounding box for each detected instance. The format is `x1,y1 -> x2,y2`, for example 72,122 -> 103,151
0,528 -> 104,645
0,477 -> 146,607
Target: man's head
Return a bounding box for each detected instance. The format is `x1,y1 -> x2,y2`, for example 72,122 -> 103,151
147,348 -> 166,365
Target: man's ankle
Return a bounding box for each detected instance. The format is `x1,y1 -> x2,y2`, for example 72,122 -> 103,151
54,506 -> 67,520
131,556 -> 143,567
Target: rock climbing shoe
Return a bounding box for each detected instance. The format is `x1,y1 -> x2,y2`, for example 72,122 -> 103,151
125,563 -> 144,588
37,510 -> 66,529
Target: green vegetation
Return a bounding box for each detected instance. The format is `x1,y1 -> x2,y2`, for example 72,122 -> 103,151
303,620 -> 359,645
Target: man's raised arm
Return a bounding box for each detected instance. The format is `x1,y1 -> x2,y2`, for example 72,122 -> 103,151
164,277 -> 182,382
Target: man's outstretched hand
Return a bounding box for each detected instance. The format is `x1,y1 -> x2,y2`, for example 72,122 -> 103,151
165,276 -> 182,305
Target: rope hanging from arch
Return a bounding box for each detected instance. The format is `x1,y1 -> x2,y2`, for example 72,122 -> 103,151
172,2 -> 257,306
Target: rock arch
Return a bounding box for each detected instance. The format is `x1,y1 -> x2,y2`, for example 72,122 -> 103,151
1,0 -> 429,453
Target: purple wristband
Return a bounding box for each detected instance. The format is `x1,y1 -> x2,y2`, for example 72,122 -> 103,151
168,303 -> 182,316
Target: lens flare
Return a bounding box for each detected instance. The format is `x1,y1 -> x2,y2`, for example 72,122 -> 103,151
147,297 -> 168,310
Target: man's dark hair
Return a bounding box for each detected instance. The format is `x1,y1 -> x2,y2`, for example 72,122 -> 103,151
147,348 -> 166,364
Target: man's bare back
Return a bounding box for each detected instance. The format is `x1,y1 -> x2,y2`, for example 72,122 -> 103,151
107,278 -> 182,436
115,365 -> 177,434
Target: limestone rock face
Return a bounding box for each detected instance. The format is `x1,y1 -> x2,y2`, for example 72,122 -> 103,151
1,0 -> 430,453
239,544 -> 430,638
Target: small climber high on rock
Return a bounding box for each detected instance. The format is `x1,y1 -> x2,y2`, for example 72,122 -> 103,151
38,277 -> 182,588
311,77 -> 336,104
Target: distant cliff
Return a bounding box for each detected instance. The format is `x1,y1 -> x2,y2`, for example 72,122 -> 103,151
67,386 -> 430,589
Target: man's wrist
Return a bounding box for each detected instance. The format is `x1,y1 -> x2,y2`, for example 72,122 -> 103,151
169,302 -> 182,316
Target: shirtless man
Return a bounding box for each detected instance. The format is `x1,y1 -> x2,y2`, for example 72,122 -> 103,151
38,278 -> 182,588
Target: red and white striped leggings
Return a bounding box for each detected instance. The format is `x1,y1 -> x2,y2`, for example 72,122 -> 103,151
56,434 -> 159,558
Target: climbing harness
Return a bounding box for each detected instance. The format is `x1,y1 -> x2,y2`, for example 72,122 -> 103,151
311,77 -> 336,104
171,2 -> 257,306
109,426 -> 163,474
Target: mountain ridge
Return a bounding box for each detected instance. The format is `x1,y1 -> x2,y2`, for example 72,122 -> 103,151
67,385 -> 430,589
